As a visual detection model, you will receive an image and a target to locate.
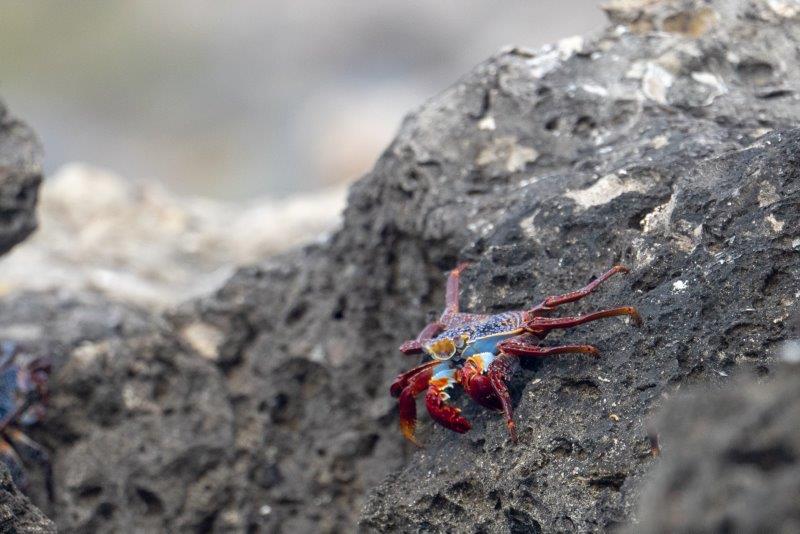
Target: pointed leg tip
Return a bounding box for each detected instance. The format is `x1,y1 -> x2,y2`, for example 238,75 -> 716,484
507,421 -> 518,443
629,308 -> 643,326
614,264 -> 630,274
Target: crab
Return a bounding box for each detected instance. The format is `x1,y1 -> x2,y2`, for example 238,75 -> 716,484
0,341 -> 53,497
391,264 -> 641,445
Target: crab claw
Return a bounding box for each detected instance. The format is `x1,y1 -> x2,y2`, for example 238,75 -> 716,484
390,360 -> 439,398
425,386 -> 471,433
396,365 -> 435,446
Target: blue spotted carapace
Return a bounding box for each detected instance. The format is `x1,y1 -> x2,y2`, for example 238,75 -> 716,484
391,264 -> 641,444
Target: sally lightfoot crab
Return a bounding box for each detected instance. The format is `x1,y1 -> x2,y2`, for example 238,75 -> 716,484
391,264 -> 641,445
0,341 -> 53,497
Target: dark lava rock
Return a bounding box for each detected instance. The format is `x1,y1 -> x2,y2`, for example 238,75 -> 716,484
0,465 -> 55,533
8,0 -> 800,532
630,365 -> 800,533
0,104 -> 53,532
0,100 -> 42,255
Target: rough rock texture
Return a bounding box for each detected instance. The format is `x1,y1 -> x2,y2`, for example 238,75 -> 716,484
0,163 -> 346,308
0,100 -> 41,257
630,365 -> 800,533
0,103 -> 53,532
0,465 -> 55,533
7,0 -> 800,532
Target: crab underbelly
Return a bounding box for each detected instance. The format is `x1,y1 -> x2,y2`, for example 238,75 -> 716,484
462,332 -> 517,357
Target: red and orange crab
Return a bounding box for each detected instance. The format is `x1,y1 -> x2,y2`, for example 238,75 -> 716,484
391,264 -> 641,444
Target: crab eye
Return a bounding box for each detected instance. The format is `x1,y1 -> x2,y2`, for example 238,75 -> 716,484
454,335 -> 466,349
426,339 -> 456,361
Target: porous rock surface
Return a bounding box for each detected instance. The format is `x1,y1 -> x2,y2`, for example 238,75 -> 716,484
630,365 -> 800,533
0,102 -> 53,532
6,0 -> 800,532
0,100 -> 41,258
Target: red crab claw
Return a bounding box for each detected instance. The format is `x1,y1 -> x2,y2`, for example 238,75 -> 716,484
425,379 -> 471,434
397,366 -> 435,446
390,360 -> 440,398
457,356 -> 502,411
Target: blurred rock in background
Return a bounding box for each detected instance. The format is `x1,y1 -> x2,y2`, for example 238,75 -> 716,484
0,1 -> 601,200
0,164 -> 346,308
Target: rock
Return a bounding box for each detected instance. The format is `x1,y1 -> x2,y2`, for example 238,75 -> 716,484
0,100 -> 42,256
0,163 -> 346,308
0,100 -> 55,533
0,463 -> 55,533
629,365 -> 800,533
6,0 -> 800,532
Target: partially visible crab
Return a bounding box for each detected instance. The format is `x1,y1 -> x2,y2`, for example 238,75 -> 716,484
0,341 -> 53,497
392,264 -> 641,444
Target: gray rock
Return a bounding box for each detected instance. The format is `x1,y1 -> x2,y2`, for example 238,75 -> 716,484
630,365 -> 800,533
0,464 -> 55,533
0,100 -> 42,255
8,0 -> 800,532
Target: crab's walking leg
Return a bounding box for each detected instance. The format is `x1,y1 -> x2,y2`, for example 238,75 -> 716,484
390,360 -> 439,397
425,364 -> 471,434
485,354 -> 520,443
527,306 -> 642,331
498,339 -> 600,357
537,265 -> 630,310
0,438 -> 28,491
443,262 -> 470,317
5,428 -> 53,500
395,365 -> 435,446
399,322 -> 445,354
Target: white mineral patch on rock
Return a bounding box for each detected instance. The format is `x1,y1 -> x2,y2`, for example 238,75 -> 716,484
564,173 -> 647,209
181,322 -> 225,361
768,0 -> 800,18
766,214 -> 785,232
476,136 -> 539,172
642,63 -> 675,104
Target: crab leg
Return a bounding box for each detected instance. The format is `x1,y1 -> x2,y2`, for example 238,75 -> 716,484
0,438 -> 28,491
425,364 -> 471,434
498,338 -> 600,357
5,428 -> 53,500
486,354 -> 520,443
397,366 -> 434,446
443,262 -> 470,316
399,322 -> 445,355
526,306 -> 642,334
537,265 -> 630,310
390,359 -> 440,397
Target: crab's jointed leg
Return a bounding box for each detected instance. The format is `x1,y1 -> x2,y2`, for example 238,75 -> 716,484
4,428 -> 53,500
534,265 -> 630,313
396,365 -> 435,446
391,359 -> 440,399
526,306 -> 642,335
0,438 -> 28,490
398,262 -> 476,354
498,338 -> 600,357
486,354 -> 520,443
425,363 -> 471,434
443,262 -> 470,316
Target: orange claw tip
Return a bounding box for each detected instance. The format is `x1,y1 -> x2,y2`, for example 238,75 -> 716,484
400,422 -> 422,447
451,262 -> 471,275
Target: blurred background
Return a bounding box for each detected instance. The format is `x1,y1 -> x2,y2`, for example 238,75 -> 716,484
0,1 -> 602,200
